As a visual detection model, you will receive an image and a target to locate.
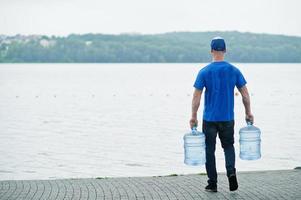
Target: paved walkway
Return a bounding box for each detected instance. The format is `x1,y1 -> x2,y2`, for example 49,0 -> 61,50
0,169 -> 300,200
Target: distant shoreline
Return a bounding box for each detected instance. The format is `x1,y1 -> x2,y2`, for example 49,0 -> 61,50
1,62 -> 301,64
1,31 -> 301,63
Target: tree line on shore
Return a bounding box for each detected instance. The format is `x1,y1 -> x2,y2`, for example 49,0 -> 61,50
0,31 -> 301,63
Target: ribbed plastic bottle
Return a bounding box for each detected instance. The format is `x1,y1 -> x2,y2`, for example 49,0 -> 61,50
239,122 -> 261,160
183,127 -> 206,166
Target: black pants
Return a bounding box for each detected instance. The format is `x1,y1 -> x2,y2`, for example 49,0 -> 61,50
202,120 -> 236,184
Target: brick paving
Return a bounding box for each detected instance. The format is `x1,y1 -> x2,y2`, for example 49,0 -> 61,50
0,169 -> 300,200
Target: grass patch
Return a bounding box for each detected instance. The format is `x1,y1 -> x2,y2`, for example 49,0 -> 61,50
96,177 -> 108,179
197,173 -> 207,176
294,167 -> 301,170
166,174 -> 178,177
153,174 -> 180,177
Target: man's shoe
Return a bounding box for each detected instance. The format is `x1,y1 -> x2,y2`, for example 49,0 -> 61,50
228,174 -> 238,191
205,184 -> 217,192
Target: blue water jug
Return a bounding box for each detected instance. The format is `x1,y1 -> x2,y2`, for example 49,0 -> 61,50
183,127 -> 206,166
239,122 -> 261,160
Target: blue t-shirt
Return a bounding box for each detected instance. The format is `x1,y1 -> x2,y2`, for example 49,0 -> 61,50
193,61 -> 247,122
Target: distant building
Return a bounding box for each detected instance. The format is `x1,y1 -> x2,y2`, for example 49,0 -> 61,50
39,39 -> 56,48
85,41 -> 92,46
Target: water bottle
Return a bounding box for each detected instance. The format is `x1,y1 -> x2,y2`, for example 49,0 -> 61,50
183,127 -> 206,166
239,122 -> 261,160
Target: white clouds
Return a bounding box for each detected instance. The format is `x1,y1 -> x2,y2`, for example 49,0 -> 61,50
0,0 -> 300,36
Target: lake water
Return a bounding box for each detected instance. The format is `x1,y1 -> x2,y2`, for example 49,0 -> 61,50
0,63 -> 300,180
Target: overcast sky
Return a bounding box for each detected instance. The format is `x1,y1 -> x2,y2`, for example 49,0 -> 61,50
0,0 -> 300,36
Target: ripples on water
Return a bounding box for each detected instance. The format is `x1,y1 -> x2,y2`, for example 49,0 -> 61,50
0,63 -> 300,180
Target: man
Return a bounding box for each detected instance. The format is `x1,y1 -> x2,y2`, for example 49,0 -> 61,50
189,37 -> 254,192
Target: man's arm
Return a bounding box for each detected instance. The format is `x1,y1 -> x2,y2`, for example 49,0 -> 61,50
238,85 -> 254,123
190,88 -> 202,129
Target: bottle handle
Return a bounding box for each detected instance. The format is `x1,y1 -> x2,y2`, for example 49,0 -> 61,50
246,120 -> 253,126
191,125 -> 198,134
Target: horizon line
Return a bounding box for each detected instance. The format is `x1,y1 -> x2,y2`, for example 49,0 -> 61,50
1,30 -> 301,38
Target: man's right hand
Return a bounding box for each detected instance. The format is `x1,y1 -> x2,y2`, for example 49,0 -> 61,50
245,113 -> 254,124
189,117 -> 198,129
